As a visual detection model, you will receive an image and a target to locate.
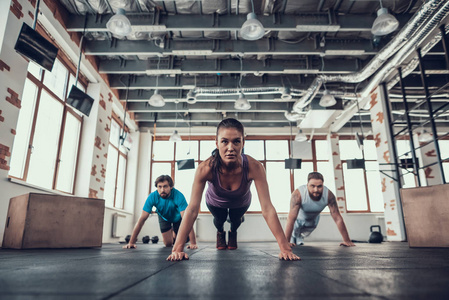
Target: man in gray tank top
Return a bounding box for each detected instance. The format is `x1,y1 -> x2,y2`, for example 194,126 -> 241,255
284,172 -> 355,247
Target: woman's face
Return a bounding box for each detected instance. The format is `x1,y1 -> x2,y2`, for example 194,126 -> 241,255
216,127 -> 244,165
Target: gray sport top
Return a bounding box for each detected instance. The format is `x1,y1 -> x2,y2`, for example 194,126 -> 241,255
297,184 -> 329,221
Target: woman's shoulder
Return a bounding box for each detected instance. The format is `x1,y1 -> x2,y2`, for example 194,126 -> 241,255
245,154 -> 263,167
196,157 -> 214,180
245,154 -> 265,177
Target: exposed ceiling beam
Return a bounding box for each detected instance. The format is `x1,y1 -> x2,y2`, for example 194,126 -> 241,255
66,13 -> 412,33
127,101 -> 293,113
109,74 -> 318,90
134,111 -> 291,123
85,38 -> 380,56
120,90 -> 300,101
99,57 -> 361,75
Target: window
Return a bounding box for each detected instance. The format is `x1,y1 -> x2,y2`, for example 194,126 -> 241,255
104,119 -> 128,209
396,139 -> 419,188
440,140 -> 449,180
150,137 -> 342,214
9,60 -> 83,194
339,139 -> 383,212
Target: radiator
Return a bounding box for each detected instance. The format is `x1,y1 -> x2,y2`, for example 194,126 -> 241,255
112,213 -> 127,238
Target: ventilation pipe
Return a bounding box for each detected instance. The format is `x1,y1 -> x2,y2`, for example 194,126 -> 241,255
331,0 -> 449,131
294,0 -> 448,114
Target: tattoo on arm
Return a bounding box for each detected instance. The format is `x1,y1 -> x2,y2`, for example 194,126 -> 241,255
328,194 -> 338,213
290,190 -> 301,209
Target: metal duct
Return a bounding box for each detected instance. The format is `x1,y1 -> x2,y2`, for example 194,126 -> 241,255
387,23 -> 449,90
292,78 -> 322,112
330,0 -> 449,131
194,87 -> 305,97
332,0 -> 449,132
323,0 -> 445,84
296,0 -> 446,112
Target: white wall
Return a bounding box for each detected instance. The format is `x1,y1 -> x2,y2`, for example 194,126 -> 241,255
193,213 -> 384,243
0,0 -> 38,245
0,0 -> 10,48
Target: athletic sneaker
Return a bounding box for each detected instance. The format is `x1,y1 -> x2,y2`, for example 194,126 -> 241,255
216,231 -> 227,250
228,231 -> 237,250
292,236 -> 304,246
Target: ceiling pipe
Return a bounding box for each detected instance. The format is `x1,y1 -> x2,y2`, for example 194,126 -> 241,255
365,2 -> 449,96
331,0 -> 449,131
294,0 -> 446,113
194,87 -> 306,97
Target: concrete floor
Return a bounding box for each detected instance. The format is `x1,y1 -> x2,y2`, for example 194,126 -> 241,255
1,241 -> 448,299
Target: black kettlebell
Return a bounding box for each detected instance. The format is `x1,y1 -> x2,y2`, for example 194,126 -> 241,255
369,225 -> 383,243
142,235 -> 150,244
151,236 -> 159,244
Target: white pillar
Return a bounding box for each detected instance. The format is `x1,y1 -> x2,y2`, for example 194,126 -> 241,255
415,133 -> 443,186
368,86 -> 406,241
328,133 -> 347,214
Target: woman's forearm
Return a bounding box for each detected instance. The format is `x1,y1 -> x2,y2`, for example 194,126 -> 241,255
284,216 -> 294,242
173,207 -> 198,252
263,207 -> 291,251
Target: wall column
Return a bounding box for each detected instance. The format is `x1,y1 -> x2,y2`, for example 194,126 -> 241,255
368,86 -> 406,241
0,0 -> 40,245
328,133 -> 347,214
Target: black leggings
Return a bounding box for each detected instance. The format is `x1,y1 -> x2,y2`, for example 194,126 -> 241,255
206,203 -> 249,233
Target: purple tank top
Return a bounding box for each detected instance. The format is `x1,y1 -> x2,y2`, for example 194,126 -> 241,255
205,153 -> 252,209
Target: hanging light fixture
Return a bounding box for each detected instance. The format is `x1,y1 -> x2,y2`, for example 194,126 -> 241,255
240,0 -> 265,40
169,102 -> 182,142
169,130 -> 182,142
148,57 -> 165,107
418,129 -> 433,143
106,8 -> 132,36
281,87 -> 292,100
235,93 -> 251,110
186,90 -> 197,104
295,129 -> 308,142
371,1 -> 399,36
319,90 -> 337,107
148,89 -> 165,107
235,60 -> 251,110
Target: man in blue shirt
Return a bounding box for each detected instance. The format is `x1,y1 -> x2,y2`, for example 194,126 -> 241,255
123,175 -> 197,249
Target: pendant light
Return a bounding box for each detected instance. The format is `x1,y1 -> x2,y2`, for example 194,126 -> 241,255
169,102 -> 182,142
319,82 -> 336,107
235,93 -> 251,110
240,0 -> 265,40
148,57 -> 165,107
418,129 -> 433,143
169,130 -> 182,142
371,1 -> 399,36
295,129 -> 308,142
106,8 -> 132,37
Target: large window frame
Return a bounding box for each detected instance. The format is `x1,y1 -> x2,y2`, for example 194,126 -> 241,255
339,135 -> 384,213
104,113 -> 129,209
150,135 -> 380,214
9,53 -> 86,194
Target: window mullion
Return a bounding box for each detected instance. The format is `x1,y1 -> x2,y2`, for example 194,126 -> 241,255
22,75 -> 43,182
52,106 -> 68,190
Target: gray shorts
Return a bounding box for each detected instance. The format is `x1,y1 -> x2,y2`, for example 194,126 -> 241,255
158,214 -> 181,234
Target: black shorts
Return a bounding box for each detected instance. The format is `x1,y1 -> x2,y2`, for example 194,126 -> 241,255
158,214 -> 182,234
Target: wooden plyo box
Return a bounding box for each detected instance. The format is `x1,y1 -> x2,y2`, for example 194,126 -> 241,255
400,184 -> 449,248
2,193 -> 105,249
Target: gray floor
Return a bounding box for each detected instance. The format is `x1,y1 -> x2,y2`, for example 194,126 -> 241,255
1,241 -> 449,300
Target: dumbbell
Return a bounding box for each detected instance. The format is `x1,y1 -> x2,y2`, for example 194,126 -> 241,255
142,235 -> 150,244
151,236 -> 159,244
125,235 -> 131,243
